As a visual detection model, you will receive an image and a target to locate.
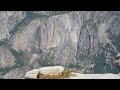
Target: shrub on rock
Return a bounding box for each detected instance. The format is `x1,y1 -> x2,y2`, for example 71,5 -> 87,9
38,68 -> 74,79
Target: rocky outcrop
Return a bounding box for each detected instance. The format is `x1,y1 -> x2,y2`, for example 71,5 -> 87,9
25,66 -> 120,79
0,46 -> 16,68
25,66 -> 64,79
25,69 -> 40,79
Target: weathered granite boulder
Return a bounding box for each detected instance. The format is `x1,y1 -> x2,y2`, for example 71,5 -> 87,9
24,66 -> 64,79
39,66 -> 64,75
25,69 -> 40,79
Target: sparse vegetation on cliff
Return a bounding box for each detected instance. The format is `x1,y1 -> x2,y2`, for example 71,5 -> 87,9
9,48 -> 24,67
38,68 -> 75,79
0,38 -> 8,47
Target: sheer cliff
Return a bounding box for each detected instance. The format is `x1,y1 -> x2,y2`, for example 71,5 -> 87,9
0,11 -> 120,78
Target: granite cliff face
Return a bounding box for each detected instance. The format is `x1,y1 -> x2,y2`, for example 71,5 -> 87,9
0,11 -> 120,78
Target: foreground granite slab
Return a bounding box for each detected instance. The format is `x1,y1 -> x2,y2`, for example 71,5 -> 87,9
69,73 -> 120,79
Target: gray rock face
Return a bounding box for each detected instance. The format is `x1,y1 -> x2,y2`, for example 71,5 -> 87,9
0,11 -> 26,40
1,11 -> 120,79
0,46 -> 16,68
4,68 -> 26,79
115,53 -> 120,70
9,12 -> 80,67
76,11 -> 120,73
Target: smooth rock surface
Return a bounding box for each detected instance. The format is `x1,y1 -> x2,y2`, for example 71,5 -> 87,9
69,73 -> 120,79
25,69 -> 40,79
39,66 -> 64,75
25,74 -> 38,79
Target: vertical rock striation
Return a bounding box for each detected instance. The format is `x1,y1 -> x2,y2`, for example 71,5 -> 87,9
1,11 -> 120,78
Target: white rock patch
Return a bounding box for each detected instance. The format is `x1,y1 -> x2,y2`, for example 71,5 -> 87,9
25,69 -> 40,79
69,73 -> 120,79
39,66 -> 64,75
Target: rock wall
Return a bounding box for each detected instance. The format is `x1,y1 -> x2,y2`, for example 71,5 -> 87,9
0,45 -> 16,68
0,11 -> 120,78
